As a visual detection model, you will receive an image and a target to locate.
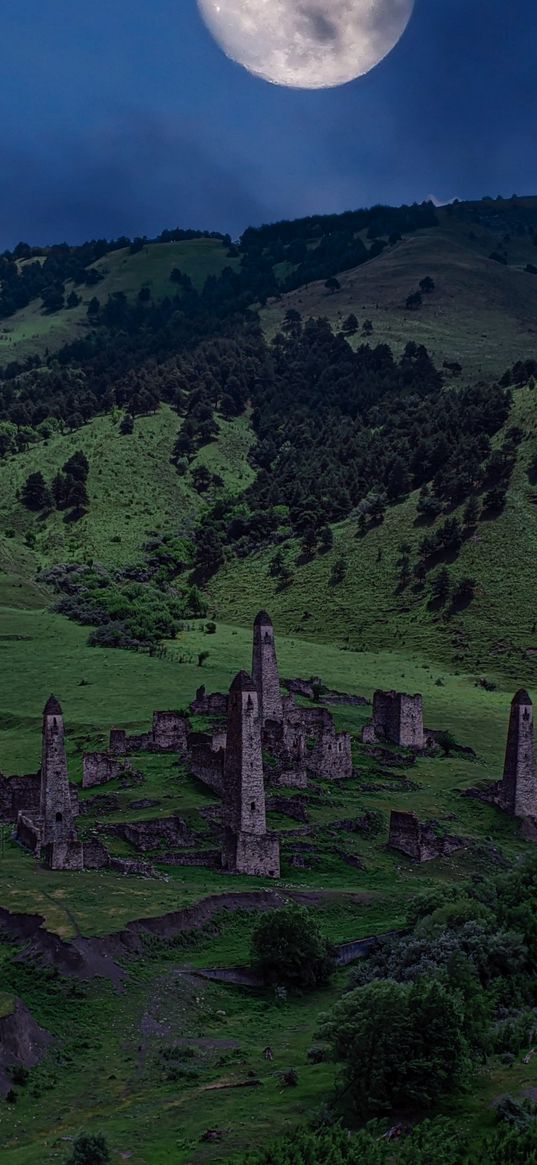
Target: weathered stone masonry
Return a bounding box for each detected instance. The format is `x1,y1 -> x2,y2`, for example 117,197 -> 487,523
222,672 -> 280,878
364,690 -> 425,750
497,689 -> 537,818
252,611 -> 283,726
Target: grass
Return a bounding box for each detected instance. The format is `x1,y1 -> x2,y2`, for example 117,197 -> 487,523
0,406 -> 254,571
0,238 -> 238,366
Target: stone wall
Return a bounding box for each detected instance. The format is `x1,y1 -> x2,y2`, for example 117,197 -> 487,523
82,753 -> 124,789
189,686 -> 228,716
15,813 -> 41,854
308,728 -> 353,781
389,811 -> 464,862
43,839 -> 84,871
189,734 -> 225,794
109,729 -> 127,755
0,774 -> 41,822
151,712 -> 189,754
367,690 -> 425,750
105,815 -> 193,853
222,829 -> 280,878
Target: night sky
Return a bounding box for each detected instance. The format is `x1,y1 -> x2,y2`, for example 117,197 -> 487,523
2,0 -> 537,249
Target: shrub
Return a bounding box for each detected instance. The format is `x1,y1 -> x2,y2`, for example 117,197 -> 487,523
251,906 -> 335,990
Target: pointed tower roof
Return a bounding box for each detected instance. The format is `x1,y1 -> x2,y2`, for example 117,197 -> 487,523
512,689 -> 532,706
44,695 -> 62,716
254,610 -> 273,627
230,671 -> 257,694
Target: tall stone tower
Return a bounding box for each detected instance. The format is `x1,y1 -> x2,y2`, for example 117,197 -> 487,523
499,690 -> 537,817
252,611 -> 283,726
40,696 -> 76,845
222,672 -> 280,878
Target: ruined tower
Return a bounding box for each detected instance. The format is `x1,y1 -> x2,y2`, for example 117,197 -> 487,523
39,696 -> 76,846
222,671 -> 280,878
364,691 -> 425,750
498,690 -> 537,818
252,611 -> 283,726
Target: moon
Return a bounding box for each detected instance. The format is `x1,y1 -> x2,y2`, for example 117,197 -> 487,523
197,0 -> 415,90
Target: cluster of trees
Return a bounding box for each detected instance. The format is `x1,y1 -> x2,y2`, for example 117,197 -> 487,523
21,451 -> 90,516
39,551 -> 206,650
245,858 -> 537,1164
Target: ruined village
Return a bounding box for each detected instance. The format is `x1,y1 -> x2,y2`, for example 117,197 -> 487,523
1,612 -> 535,879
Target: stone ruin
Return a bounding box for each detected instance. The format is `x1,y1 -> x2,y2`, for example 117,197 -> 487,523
363,690 -> 425,750
108,711 -> 189,758
496,690 -> 537,818
15,696 -> 84,870
221,672 -> 280,878
388,810 -> 465,863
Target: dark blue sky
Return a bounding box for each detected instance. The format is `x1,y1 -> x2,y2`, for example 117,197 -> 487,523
2,0 -> 537,248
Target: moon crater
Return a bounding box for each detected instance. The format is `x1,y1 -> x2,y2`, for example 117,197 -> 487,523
197,0 -> 415,89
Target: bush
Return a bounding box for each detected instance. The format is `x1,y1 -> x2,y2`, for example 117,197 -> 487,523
65,1133 -> 110,1165
251,906 -> 335,990
319,978 -> 470,1119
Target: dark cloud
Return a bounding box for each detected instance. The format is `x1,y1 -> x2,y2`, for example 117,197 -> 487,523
0,114 -> 274,248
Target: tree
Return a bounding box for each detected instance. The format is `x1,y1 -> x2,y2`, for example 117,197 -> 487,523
420,276 -> 436,294
319,977 -> 470,1119
452,577 -> 477,607
386,456 -> 410,500
484,486 -> 507,512
431,567 -> 451,605
362,318 -> 374,335
463,496 -> 480,526
21,471 -> 50,511
406,291 -> 423,310
87,297 -> 100,318
41,284 -> 65,313
65,1133 -> 110,1165
318,525 -> 334,552
197,651 -> 210,667
66,291 -> 81,309
341,313 -> 359,335
120,413 -> 134,436
324,277 -> 340,294
251,906 -> 334,990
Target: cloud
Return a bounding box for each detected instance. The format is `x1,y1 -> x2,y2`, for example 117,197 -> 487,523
0,113 -> 274,249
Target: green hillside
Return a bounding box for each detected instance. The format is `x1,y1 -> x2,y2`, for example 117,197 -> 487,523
0,238 -> 237,366
0,405 -> 254,571
209,386 -> 537,678
262,211 -> 537,377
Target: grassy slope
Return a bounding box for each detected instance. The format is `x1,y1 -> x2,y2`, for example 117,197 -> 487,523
262,212 -> 537,377
0,405 -> 255,570
0,238 -> 237,366
209,387 -> 537,679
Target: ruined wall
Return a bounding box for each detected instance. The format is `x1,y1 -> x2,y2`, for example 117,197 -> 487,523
189,733 -> 225,794
82,753 -> 124,789
43,840 -> 84,871
223,830 -> 280,879
189,686 -> 228,716
152,712 -> 189,754
15,813 -> 41,854
498,690 -> 537,817
370,691 -> 425,749
0,774 -> 41,822
389,811 -> 464,862
82,839 -> 111,869
308,729 -> 352,781
109,729 -> 127,756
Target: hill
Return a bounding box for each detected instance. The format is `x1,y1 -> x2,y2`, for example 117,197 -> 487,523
0,237 -> 237,366
262,207 -> 537,377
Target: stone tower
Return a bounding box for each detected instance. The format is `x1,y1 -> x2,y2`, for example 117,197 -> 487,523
222,671 -> 280,878
499,690 -> 537,817
40,696 -> 75,845
252,611 -> 283,726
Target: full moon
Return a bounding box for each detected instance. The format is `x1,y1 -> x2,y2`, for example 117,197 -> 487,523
197,0 -> 415,90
